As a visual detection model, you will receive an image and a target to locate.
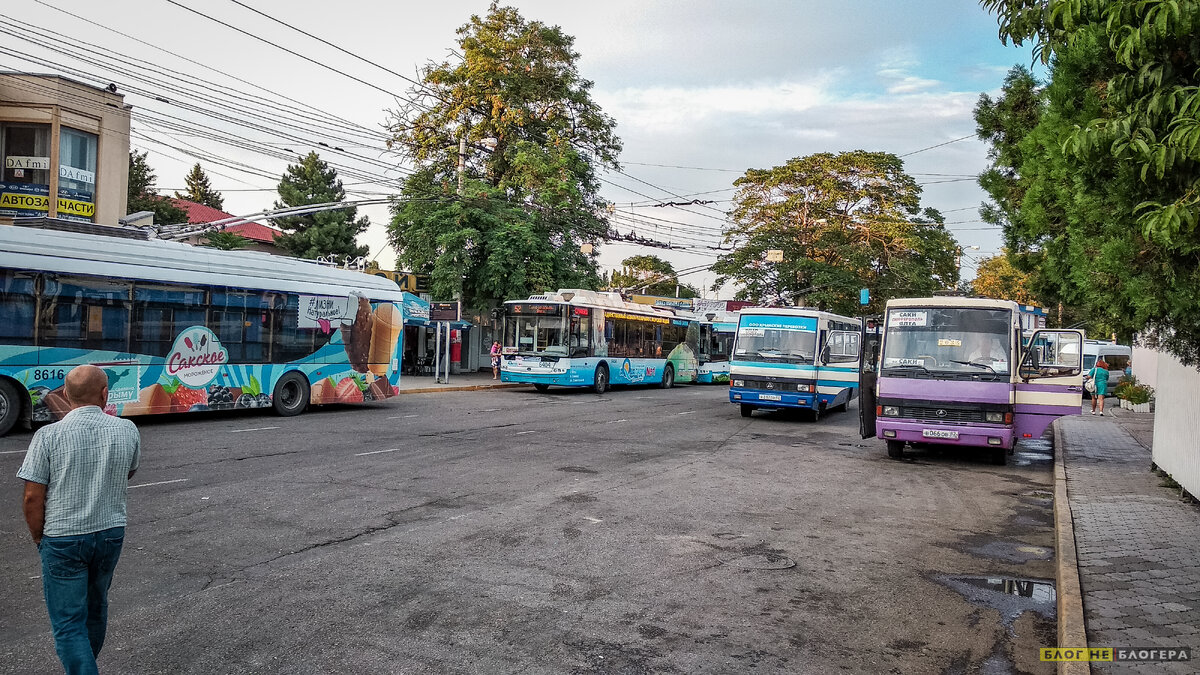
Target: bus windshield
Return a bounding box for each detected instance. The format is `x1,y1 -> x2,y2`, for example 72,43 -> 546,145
734,325 -> 815,365
506,304 -> 567,355
882,307 -> 1012,377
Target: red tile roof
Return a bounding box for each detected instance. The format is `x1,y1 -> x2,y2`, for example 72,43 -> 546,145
171,198 -> 283,244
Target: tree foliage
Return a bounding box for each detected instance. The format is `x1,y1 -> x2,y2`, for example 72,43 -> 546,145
609,255 -> 699,298
200,231 -> 250,251
385,2 -> 620,308
271,152 -> 368,261
980,0 -> 1200,363
711,151 -> 958,316
970,251 -> 1039,305
175,163 -> 224,210
127,151 -> 187,225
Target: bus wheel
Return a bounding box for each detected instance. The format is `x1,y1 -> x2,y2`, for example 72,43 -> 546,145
0,379 -> 25,436
886,440 -> 905,459
659,365 -> 675,389
272,372 -> 310,417
534,384 -> 550,392
593,364 -> 609,395
740,404 -> 754,418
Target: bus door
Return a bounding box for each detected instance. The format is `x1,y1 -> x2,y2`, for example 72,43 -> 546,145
859,317 -> 882,438
1014,329 -> 1085,441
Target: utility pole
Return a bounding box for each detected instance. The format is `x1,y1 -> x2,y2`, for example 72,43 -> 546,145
458,132 -> 467,196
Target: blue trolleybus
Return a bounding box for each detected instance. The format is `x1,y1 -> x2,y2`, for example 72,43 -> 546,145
501,289 -> 699,393
0,222 -> 406,436
729,307 -> 861,419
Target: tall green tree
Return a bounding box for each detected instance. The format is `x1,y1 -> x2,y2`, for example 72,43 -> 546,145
980,0 -> 1200,364
609,255 -> 699,298
271,152 -> 368,261
711,151 -> 958,315
385,2 -> 621,308
127,151 -> 187,225
175,163 -> 224,210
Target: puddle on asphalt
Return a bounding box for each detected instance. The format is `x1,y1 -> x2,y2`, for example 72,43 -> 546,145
1011,438 -> 1054,467
936,575 -> 1056,628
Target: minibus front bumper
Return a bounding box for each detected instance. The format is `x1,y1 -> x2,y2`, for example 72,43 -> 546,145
875,420 -> 1015,450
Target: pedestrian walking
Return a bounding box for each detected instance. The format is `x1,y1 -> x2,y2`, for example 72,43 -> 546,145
18,365 -> 141,675
1087,359 -> 1110,415
490,340 -> 502,380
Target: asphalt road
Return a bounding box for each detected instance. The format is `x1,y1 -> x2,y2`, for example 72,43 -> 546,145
0,384 -> 1058,674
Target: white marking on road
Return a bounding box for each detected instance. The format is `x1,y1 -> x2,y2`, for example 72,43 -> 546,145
449,514 -> 468,520
355,448 -> 400,456
515,430 -> 536,435
0,449 -> 28,454
584,517 -> 603,523
480,408 -> 501,412
204,580 -> 244,593
605,419 -> 628,424
129,479 -> 188,489
677,411 -> 696,415
229,426 -> 280,433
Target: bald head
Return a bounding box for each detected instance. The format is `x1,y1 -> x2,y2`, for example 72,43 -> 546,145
65,365 -> 109,409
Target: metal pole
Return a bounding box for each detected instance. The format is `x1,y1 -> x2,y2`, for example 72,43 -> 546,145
434,322 -> 442,382
443,322 -> 452,384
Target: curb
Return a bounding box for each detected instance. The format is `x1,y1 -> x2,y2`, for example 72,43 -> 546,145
397,382 -> 529,395
1053,421 -> 1091,675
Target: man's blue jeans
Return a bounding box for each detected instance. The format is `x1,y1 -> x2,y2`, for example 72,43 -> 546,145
38,527 -> 125,675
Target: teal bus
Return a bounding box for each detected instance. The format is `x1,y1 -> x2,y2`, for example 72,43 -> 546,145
729,307 -> 862,419
501,289 -> 699,393
0,221 -> 406,436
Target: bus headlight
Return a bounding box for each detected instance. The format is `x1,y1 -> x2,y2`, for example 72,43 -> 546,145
882,406 -> 899,417
796,384 -> 811,392
985,411 -> 1005,423
732,379 -> 744,387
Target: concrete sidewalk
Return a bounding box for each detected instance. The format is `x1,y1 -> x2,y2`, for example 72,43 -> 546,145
1057,406 -> 1200,674
396,369 -> 530,394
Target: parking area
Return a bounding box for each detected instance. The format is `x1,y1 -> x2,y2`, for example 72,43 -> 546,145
1,385 -> 1058,673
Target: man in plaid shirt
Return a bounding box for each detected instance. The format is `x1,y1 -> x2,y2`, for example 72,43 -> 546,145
18,365 -> 141,675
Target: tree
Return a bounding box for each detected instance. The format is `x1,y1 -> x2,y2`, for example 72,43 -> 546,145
175,163 -> 224,210
609,255 -> 699,297
711,151 -> 958,316
127,151 -> 187,225
200,231 -> 250,251
385,2 -> 621,308
970,252 -> 1039,305
271,152 -> 368,261
980,0 -> 1200,364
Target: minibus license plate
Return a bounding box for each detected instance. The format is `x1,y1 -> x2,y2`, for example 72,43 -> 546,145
922,429 -> 958,439
758,394 -> 782,401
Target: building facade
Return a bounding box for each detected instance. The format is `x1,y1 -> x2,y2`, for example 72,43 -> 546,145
0,73 -> 131,226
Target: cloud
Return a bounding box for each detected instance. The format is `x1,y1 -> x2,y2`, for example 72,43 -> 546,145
598,78 -> 833,133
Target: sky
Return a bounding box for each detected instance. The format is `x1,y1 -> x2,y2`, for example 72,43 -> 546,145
1,0 -> 1039,296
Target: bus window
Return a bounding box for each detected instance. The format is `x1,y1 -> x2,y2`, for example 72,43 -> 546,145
132,283 -> 207,357
0,270 -> 35,346
39,275 -> 131,352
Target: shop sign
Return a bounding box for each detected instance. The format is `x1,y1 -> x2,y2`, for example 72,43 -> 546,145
60,165 -> 95,184
4,156 -> 50,171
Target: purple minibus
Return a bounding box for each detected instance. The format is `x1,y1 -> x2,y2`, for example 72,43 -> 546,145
861,297 -> 1083,464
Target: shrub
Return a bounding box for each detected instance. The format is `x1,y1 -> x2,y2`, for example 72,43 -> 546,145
1122,383 -> 1154,405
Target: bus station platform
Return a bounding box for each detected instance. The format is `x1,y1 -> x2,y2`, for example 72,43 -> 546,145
1055,406 -> 1200,674
396,370 -> 529,394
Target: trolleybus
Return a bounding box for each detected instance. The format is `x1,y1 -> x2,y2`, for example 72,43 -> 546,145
696,310 -> 738,383
0,222 -> 406,435
501,289 -> 699,393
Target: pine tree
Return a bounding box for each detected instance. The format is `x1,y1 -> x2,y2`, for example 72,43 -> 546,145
175,163 -> 224,210
127,151 -> 187,225
271,152 -> 368,261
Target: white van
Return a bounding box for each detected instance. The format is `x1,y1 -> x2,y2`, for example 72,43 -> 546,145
1083,340 -> 1132,395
